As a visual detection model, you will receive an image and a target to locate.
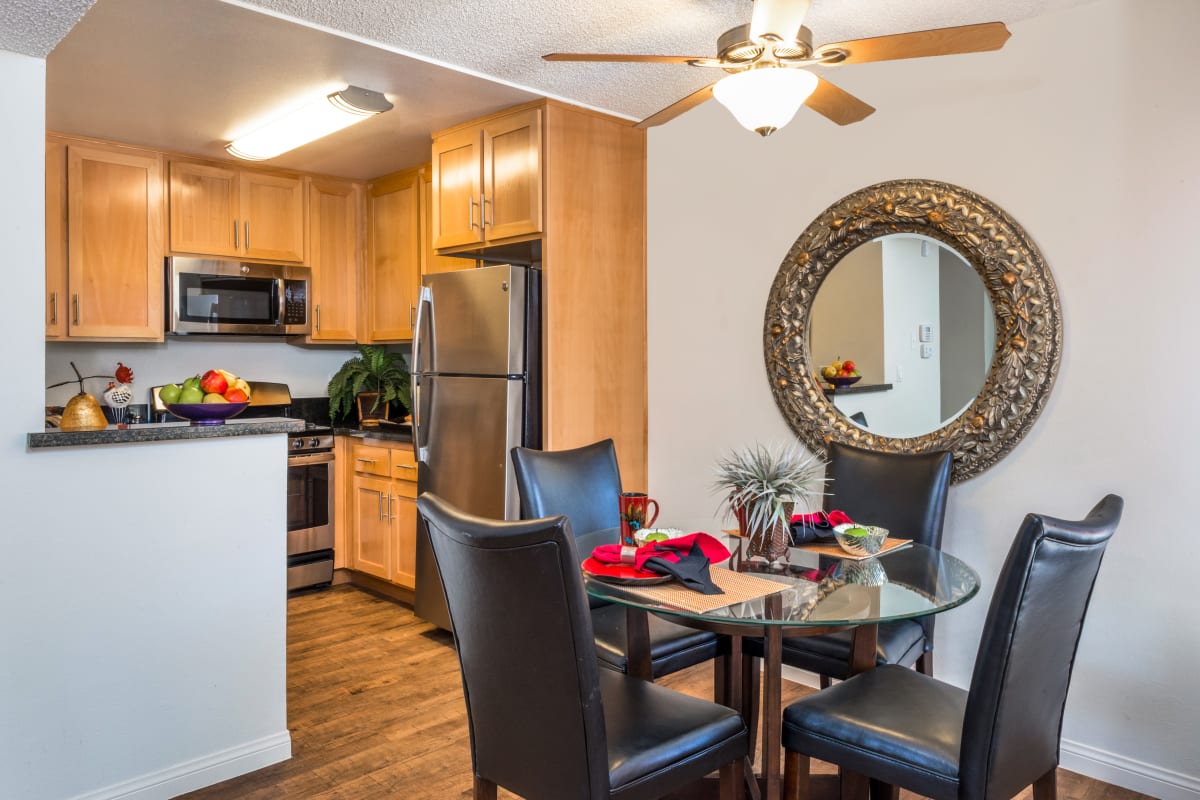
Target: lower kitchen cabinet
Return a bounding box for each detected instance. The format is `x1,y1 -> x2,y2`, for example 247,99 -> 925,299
348,440 -> 417,589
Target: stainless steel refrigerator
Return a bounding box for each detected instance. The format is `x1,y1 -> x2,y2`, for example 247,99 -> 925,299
411,264 -> 541,630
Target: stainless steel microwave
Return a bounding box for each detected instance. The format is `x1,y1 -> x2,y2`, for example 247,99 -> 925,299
167,257 -> 311,335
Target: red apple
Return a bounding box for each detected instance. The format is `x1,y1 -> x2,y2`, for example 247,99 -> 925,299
223,387 -> 249,403
200,369 -> 228,395
842,360 -> 856,373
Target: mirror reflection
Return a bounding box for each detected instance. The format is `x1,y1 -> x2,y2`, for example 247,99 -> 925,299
809,234 -> 994,439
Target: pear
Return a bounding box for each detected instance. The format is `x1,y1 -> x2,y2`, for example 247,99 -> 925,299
60,392 -> 108,431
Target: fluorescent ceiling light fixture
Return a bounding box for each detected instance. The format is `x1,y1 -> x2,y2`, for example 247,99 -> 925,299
226,86 -> 393,161
713,68 -> 818,137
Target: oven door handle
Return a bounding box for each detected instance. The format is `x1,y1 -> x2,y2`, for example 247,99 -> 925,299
287,451 -> 335,466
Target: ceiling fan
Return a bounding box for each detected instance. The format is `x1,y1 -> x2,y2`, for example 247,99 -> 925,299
544,0 -> 1010,136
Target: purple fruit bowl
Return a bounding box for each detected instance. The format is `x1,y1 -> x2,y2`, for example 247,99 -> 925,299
166,402 -> 250,425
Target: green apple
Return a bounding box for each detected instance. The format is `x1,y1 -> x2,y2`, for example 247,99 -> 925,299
158,383 -> 182,404
844,527 -> 869,537
183,376 -> 202,391
178,386 -> 204,404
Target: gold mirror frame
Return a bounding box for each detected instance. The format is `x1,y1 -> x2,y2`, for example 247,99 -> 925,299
764,179 -> 1062,483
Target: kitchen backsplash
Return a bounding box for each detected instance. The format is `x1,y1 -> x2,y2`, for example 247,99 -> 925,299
45,339 -> 408,409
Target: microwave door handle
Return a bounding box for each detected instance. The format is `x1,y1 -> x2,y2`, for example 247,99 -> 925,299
277,277 -> 287,329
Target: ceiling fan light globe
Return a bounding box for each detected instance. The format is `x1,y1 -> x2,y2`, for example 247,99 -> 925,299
713,68 -> 818,136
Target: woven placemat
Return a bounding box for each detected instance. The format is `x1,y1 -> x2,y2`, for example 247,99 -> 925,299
611,567 -> 789,614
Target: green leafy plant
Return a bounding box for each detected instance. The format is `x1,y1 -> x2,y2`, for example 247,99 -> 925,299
713,442 -> 827,534
327,345 -> 411,422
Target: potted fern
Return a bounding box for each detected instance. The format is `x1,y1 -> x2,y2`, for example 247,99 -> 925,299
328,345 -> 411,427
713,442 -> 826,561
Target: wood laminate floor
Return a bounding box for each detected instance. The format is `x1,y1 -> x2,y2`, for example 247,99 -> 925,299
181,586 -> 1152,800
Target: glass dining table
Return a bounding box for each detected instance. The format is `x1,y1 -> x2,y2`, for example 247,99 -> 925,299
583,537 -> 981,800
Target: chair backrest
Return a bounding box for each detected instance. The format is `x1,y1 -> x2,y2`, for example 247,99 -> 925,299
417,493 -> 611,799
824,440 -> 952,549
511,439 -> 622,542
959,494 -> 1123,800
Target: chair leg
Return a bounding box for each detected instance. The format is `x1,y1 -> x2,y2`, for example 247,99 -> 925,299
1032,767 -> 1058,800
784,751 -> 810,800
916,651 -> 934,676
819,675 -> 832,689
474,775 -> 497,799
741,652 -> 761,762
720,755 -> 746,800
868,778 -> 899,800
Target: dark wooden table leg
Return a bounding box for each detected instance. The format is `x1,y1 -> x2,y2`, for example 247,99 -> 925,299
763,596 -> 784,800
625,607 -> 653,681
836,624 -> 881,800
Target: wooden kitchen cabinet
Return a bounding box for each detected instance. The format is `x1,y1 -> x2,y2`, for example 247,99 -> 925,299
362,167 -> 421,342
347,440 -> 418,589
168,160 -> 306,263
431,105 -> 542,251
420,165 -> 473,276
45,136 -> 165,340
307,178 -> 362,342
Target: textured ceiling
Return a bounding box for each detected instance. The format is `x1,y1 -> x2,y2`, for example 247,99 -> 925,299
234,0 -> 1096,120
0,0 -> 95,58
30,0 -> 1098,179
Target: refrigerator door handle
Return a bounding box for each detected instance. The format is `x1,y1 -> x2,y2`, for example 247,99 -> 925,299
411,285 -> 434,463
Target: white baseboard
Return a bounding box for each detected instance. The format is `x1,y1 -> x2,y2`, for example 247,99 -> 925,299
779,668 -> 1199,799
1061,739 -> 1200,800
67,730 -> 292,800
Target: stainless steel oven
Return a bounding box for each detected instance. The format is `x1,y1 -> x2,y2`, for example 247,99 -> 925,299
287,431 -> 335,592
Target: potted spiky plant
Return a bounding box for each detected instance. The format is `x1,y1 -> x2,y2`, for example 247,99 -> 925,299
327,345 -> 411,427
713,442 -> 827,561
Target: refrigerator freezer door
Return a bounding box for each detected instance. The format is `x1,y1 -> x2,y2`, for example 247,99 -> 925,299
413,374 -> 525,629
416,265 -> 527,377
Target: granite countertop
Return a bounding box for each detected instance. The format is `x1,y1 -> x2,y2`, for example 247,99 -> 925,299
333,423 -> 412,443
29,417 -> 304,449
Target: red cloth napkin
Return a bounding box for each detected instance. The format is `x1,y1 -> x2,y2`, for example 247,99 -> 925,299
591,532 -> 731,571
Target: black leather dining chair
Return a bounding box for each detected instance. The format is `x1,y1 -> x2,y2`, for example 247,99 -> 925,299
745,441 -> 953,689
417,493 -> 749,800
780,494 -> 1124,800
512,440 -> 725,680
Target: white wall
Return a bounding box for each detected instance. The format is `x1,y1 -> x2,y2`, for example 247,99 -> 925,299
648,1 -> 1200,796
45,339 -> 359,407
1,50 -> 290,800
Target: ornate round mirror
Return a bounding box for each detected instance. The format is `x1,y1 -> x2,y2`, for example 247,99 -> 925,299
764,179 -> 1061,483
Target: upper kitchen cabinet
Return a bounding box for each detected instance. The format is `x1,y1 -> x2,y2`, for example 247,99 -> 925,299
307,178 -> 363,343
420,166 -> 473,276
431,105 -> 543,251
168,160 -> 306,263
45,136 -> 165,341
362,167 -> 421,342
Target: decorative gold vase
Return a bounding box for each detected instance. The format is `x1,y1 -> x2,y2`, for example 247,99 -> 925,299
737,501 -> 793,561
60,392 -> 109,431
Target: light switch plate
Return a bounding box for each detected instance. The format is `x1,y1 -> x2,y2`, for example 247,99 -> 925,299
919,323 -> 933,342
921,343 -> 934,359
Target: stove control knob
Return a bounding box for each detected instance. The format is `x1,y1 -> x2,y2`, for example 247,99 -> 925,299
292,438 -> 304,449
309,438 -> 321,448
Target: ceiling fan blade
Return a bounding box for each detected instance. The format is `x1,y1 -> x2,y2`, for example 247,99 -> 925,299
750,0 -> 812,43
635,83 -> 717,129
816,21 -> 1011,65
804,77 -> 875,126
543,53 -> 705,64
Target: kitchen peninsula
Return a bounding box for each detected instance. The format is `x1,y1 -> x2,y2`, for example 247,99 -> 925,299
28,417 -> 302,448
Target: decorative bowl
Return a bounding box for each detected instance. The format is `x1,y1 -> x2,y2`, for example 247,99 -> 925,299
166,402 -> 250,425
825,375 -> 862,389
832,523 -> 889,557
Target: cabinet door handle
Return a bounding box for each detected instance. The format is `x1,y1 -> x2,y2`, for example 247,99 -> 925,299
409,304 -> 415,328
50,292 -> 57,325
386,494 -> 395,522
72,294 -> 80,325
244,221 -> 250,251
468,195 -> 477,231
233,219 -> 239,250
315,304 -> 321,333
357,457 -> 377,464
482,193 -> 493,228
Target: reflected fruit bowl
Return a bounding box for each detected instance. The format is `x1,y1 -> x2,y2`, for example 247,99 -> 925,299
166,402 -> 250,425
832,524 -> 889,557
825,375 -> 862,388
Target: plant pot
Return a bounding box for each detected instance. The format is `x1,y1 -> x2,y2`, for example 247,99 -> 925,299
736,501 -> 793,562
356,392 -> 391,427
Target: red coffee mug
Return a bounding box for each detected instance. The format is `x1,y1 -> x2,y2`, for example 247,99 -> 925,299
619,492 -> 660,547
